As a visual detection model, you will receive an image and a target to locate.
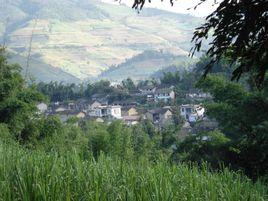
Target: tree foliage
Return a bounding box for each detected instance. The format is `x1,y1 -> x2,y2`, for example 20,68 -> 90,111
196,75 -> 268,178
131,0 -> 268,87
0,48 -> 44,139
192,0 -> 268,88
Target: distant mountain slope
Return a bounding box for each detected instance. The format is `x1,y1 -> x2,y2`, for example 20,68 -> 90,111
0,0 -> 202,81
99,50 -> 194,81
8,52 -> 81,83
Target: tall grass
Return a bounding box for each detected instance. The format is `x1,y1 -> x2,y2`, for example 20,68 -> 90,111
0,143 -> 267,201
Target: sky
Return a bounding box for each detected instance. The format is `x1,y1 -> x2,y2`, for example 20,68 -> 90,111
101,0 -> 219,17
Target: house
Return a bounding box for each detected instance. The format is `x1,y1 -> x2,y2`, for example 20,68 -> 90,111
146,94 -> 155,102
122,106 -> 140,125
89,105 -> 122,119
145,108 -> 173,128
67,102 -> 76,110
37,102 -> 48,113
107,105 -> 122,119
76,111 -> 86,119
55,106 -> 68,113
75,99 -> 90,111
112,100 -> 138,107
123,115 -> 140,126
180,104 -> 205,123
89,100 -> 102,109
191,118 -> 218,134
122,107 -> 139,116
139,86 -> 156,95
154,88 -> 175,103
186,92 -> 212,100
57,111 -> 86,122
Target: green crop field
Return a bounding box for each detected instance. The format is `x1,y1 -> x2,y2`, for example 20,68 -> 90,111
0,142 -> 267,201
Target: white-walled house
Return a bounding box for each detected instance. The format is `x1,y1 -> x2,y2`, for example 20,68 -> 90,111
180,104 -> 205,123
154,88 -> 175,103
89,105 -> 122,119
107,105 -> 122,119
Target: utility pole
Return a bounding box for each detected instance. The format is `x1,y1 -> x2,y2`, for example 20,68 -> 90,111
25,16 -> 38,80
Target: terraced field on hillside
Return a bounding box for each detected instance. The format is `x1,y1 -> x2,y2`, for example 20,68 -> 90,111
0,0 -> 202,82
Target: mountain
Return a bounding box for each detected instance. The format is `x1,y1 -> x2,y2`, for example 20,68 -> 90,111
99,50 -> 195,81
8,52 -> 81,83
0,0 -> 202,82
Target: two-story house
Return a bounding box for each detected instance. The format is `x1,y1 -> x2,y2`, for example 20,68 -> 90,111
90,105 -> 122,119
122,107 -> 140,126
180,104 -> 205,123
154,88 -> 175,103
145,108 -> 173,128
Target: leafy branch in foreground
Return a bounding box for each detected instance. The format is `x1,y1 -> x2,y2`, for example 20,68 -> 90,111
129,0 -> 268,88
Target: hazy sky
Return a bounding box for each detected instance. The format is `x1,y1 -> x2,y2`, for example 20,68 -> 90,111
102,0 -> 219,17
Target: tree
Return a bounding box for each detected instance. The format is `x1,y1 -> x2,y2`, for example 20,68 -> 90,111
107,121 -> 130,157
196,75 -> 268,178
122,77 -> 136,91
0,47 -> 44,140
39,116 -> 63,139
173,130 -> 231,169
131,0 -> 268,87
131,124 -> 151,158
88,129 -> 109,159
161,71 -> 180,86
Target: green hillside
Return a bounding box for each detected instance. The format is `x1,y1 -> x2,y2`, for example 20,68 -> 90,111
0,0 -> 202,82
8,53 -> 81,83
99,50 -> 194,81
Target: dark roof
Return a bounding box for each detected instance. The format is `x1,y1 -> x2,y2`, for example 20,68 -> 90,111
148,108 -> 171,115
89,100 -> 102,105
56,110 -> 85,115
155,88 -> 174,94
139,85 -> 156,90
91,94 -> 108,99
123,115 -> 140,121
112,100 -> 138,106
122,106 -> 137,111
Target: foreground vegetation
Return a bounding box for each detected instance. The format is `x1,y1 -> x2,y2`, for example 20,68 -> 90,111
0,142 -> 267,201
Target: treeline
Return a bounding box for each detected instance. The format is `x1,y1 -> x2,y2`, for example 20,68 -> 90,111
37,80 -> 131,103
36,69 -> 197,104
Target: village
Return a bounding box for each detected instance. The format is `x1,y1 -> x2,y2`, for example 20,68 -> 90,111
37,83 -> 216,136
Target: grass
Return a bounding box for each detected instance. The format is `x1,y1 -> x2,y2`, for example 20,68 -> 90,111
0,143 -> 267,201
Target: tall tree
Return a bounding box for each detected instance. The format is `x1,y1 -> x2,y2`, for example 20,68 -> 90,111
0,47 -> 44,140
196,75 -> 268,178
